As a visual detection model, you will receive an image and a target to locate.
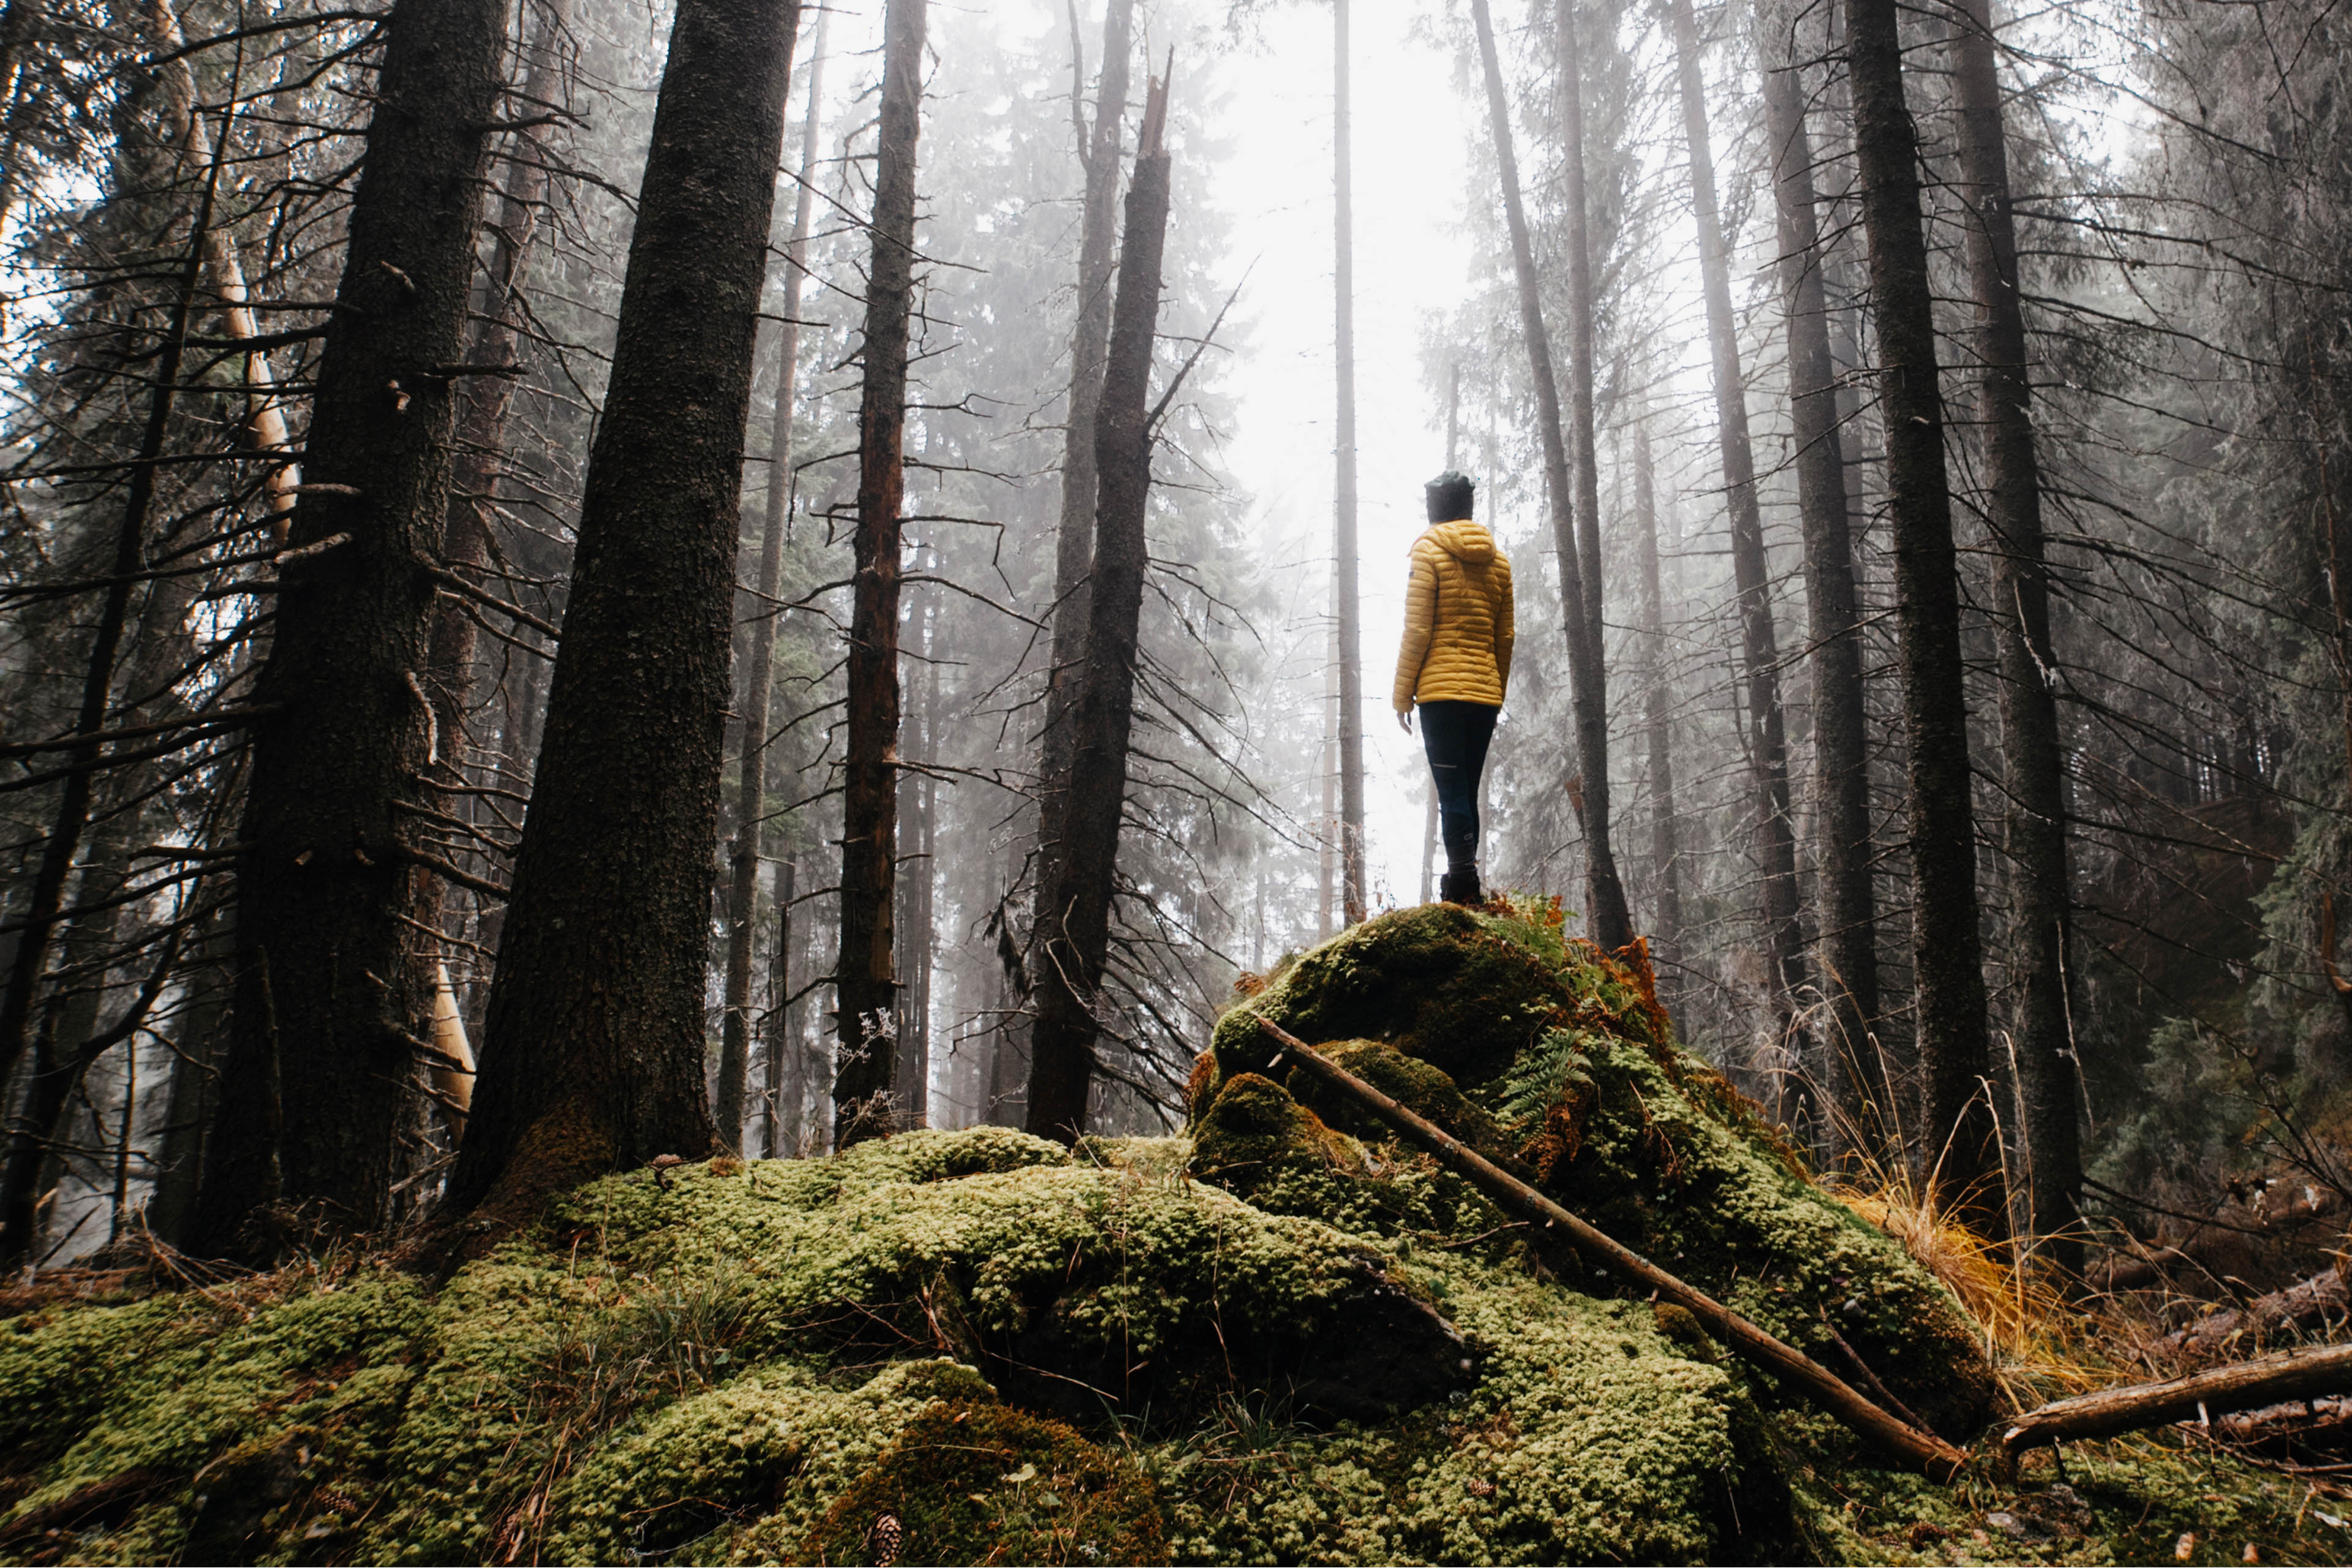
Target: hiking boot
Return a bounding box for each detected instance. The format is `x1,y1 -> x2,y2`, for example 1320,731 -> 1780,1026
1439,867 -> 1483,906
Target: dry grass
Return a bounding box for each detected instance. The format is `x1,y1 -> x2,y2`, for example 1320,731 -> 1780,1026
1826,1162 -> 2108,1413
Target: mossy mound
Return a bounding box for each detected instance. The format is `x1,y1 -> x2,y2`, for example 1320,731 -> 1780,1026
0,1123 -> 2335,1564
796,1400 -> 1167,1566
1200,902 -> 2000,1441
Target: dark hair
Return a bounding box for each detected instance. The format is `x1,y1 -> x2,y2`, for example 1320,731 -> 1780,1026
1425,470 -> 1475,524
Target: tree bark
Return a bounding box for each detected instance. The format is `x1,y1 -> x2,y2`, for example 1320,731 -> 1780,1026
895,598 -> 935,1126
1634,424 -> 1685,998
145,932 -> 227,1246
1951,0 -> 2079,1268
1554,0 -> 1605,681
720,12 -> 827,1153
1761,25 -> 1889,1160
445,0 -> 801,1212
834,0 -> 926,1150
1333,0 -> 1366,925
1666,0 -> 1806,1101
1024,74 -> 1173,1143
1034,0 -> 1135,921
1467,0 -> 1632,949
1844,0 -> 2003,1231
190,0 -> 513,1255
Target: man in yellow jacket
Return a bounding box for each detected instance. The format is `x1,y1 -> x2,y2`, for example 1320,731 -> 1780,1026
1393,471 -> 1513,905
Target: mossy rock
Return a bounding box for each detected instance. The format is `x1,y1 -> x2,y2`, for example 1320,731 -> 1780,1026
1198,908 -> 2000,1444
1211,903 -> 1580,1091
798,1400 -> 1167,1566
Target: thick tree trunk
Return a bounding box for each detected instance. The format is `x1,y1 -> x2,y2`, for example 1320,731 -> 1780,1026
446,0 -> 801,1212
1845,0 -> 2003,1231
834,0 -> 926,1150
1634,426 -> 1685,995
1333,0 -> 1366,925
1035,0 -> 1134,916
1024,77 -> 1173,1143
191,0 -> 513,1255
145,935 -> 226,1246
1951,0 -> 2079,1268
1762,28 -> 1889,1160
1666,0 -> 1805,1103
720,15 -> 827,1153
1468,0 -> 1632,948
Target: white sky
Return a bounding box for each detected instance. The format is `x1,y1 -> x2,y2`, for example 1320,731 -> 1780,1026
1210,2 -> 1482,913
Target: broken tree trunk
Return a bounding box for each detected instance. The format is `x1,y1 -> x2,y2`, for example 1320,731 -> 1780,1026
1024,70 -> 1174,1144
447,0 -> 802,1213
1257,1016 -> 1966,1477
1466,0 -> 1632,949
2002,1343 -> 2352,1453
1034,0 -> 1136,924
834,0 -> 926,1150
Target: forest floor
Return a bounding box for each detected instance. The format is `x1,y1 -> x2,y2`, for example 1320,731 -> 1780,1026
0,902 -> 2342,1566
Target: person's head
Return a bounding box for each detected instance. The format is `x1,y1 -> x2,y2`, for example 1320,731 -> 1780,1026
1425,470 -> 1475,524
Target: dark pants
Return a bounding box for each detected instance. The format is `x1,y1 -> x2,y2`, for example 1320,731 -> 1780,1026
1419,699 -> 1499,872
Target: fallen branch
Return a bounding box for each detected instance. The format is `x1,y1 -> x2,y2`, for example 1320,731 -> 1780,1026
1257,1017 -> 1968,1479
2002,1341 -> 2352,1453
2165,1262 -> 2351,1362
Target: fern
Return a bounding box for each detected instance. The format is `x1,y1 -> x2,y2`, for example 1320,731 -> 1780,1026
1500,1025 -> 1597,1126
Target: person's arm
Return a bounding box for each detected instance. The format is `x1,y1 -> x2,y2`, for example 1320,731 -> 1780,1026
1393,541 -> 1438,715
1494,556 -> 1517,701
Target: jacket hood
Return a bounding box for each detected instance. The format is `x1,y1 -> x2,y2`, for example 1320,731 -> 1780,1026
1426,519 -> 1497,565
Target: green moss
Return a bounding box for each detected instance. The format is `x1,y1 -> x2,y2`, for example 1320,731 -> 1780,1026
1200,907 -> 1999,1443
798,1400 -> 1168,1567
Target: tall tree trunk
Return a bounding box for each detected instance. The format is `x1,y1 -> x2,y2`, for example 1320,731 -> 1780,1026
720,12 -> 827,1153
1035,0 -> 1135,919
1467,0 -> 1632,948
1333,0 -> 1366,925
192,0 -> 513,1256
1634,424 -> 1685,998
1762,26 -> 1888,1159
1555,0 -> 1606,674
1845,0 -> 2003,1231
1024,74 -> 1173,1143
447,0 -> 802,1213
1666,0 -> 1806,1095
834,0 -> 926,1150
1951,0 -> 2076,1265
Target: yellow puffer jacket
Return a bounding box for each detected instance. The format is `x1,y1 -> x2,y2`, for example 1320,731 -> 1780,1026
1392,519 -> 1515,712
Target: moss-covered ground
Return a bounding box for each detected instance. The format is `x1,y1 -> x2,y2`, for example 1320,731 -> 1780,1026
0,903 -> 2328,1564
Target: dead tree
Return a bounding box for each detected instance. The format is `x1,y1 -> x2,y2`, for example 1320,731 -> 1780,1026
1031,0 -> 1132,1057
1951,0 -> 2080,1267
834,0 -> 927,1150
1024,71 -> 1174,1144
1761,21 -> 1888,1158
720,9 -> 827,1152
1468,0 -> 1632,949
190,0 -> 516,1254
446,0 -> 804,1212
1666,0 -> 1806,1096
1845,0 -> 2003,1230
